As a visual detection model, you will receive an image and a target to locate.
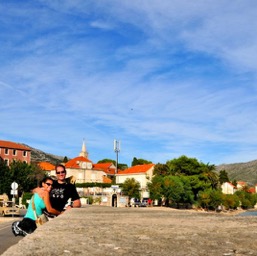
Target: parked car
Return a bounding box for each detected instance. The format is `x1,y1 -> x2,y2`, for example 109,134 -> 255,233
141,198 -> 149,207
130,198 -> 142,207
0,201 -> 20,217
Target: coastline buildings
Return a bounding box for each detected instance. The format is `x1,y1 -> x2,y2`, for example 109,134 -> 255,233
116,164 -> 155,198
0,140 -> 31,166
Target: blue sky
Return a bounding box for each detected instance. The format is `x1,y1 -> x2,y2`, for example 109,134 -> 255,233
1,1 -> 257,167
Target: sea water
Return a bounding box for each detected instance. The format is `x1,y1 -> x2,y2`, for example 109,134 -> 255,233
238,210 -> 257,216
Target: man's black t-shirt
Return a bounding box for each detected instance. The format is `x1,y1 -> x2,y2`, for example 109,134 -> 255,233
49,180 -> 80,212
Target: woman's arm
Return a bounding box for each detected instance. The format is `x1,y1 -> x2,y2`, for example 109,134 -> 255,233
43,192 -> 61,215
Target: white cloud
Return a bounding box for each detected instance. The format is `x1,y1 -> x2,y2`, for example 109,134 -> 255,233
1,1 -> 257,166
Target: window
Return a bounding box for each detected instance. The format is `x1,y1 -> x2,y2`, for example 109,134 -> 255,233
13,149 -> 17,156
4,148 -> 9,155
23,151 -> 27,157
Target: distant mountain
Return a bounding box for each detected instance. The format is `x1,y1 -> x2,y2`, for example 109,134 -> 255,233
28,146 -> 65,165
216,160 -> 257,186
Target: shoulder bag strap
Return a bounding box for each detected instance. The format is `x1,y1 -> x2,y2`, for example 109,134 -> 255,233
31,196 -> 38,220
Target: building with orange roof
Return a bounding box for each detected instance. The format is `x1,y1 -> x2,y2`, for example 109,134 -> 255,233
64,155 -> 105,183
93,162 -> 116,177
0,140 -> 31,166
103,176 -> 112,184
116,163 -> 155,198
248,187 -> 256,194
38,161 -> 55,173
49,141 -> 110,185
221,182 -> 236,194
237,181 -> 247,190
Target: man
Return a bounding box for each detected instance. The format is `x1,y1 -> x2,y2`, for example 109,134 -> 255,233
48,164 -> 81,213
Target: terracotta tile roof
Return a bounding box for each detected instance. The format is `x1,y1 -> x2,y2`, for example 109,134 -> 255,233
237,181 -> 247,186
225,182 -> 236,188
65,156 -> 92,169
93,162 -> 116,175
117,164 -> 155,175
103,176 -> 112,184
105,169 -> 116,175
38,162 -> 55,171
93,163 -> 113,169
0,140 -> 31,151
248,187 -> 256,194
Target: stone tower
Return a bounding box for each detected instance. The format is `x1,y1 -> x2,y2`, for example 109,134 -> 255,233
79,139 -> 88,158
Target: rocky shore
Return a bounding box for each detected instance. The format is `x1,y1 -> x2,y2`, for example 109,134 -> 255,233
3,206 -> 257,256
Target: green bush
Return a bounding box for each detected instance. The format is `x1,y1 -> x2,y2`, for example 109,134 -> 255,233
22,192 -> 33,207
93,197 -> 102,204
197,189 -> 223,210
235,190 -> 257,209
86,196 -> 93,205
222,194 -> 240,210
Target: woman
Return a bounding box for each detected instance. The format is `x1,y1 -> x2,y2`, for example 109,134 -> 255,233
12,177 -> 61,236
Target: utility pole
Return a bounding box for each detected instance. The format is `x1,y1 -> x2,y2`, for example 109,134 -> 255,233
113,139 -> 120,183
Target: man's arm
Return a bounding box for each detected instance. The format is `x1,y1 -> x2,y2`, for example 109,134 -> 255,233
66,198 -> 81,210
68,183 -> 81,208
72,198 -> 81,208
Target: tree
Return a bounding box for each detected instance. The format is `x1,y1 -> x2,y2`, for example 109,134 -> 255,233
162,176 -> 184,206
9,161 -> 46,194
131,157 -> 152,166
0,158 -> 12,195
98,159 -> 116,164
186,175 -> 207,200
219,170 -> 230,184
232,179 -> 237,187
197,189 -> 223,210
235,190 -> 257,209
97,159 -> 128,170
30,163 -> 47,187
197,190 -> 211,210
222,194 -> 240,210
121,178 -> 140,202
153,163 -> 170,176
179,176 -> 195,205
117,163 -> 128,170
199,163 -> 219,189
147,175 -> 163,202
166,155 -> 203,176
63,156 -> 68,163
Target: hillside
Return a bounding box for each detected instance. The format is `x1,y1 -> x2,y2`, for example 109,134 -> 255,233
28,146 -> 65,165
216,160 -> 257,186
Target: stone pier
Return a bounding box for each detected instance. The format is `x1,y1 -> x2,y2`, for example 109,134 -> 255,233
3,206 -> 257,256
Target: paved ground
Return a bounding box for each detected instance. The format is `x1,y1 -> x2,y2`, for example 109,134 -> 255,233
2,206 -> 257,256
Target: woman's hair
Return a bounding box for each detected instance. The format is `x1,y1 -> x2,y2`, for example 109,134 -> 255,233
40,176 -> 54,187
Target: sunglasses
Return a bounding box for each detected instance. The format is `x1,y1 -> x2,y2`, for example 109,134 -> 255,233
56,170 -> 66,174
45,183 -> 53,187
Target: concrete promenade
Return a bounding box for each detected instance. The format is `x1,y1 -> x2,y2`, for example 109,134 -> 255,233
2,206 -> 257,256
